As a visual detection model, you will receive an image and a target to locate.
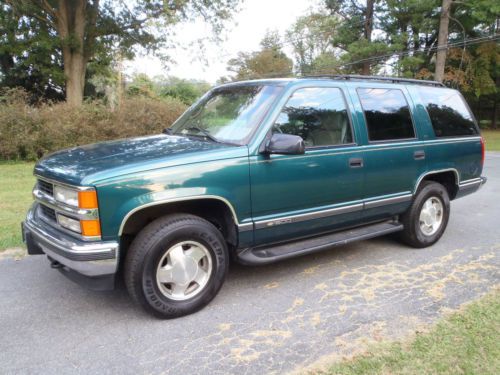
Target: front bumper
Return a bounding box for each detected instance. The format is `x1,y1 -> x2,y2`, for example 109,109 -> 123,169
22,205 -> 119,290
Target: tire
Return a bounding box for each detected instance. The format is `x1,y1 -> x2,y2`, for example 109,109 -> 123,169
124,214 -> 229,319
400,181 -> 450,248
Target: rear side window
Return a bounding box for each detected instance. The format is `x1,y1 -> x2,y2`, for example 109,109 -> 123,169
357,88 -> 415,141
416,87 -> 478,137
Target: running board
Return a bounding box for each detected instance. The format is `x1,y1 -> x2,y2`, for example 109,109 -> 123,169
237,220 -> 403,265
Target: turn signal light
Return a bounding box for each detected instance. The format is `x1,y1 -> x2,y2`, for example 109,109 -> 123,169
78,190 -> 98,209
80,220 -> 101,237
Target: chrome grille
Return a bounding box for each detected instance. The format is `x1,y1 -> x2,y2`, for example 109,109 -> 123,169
39,204 -> 57,222
38,179 -> 54,196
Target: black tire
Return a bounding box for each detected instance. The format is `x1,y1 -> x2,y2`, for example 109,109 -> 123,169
400,181 -> 450,248
124,214 -> 229,319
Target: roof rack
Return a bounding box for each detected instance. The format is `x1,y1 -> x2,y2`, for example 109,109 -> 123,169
301,74 -> 445,87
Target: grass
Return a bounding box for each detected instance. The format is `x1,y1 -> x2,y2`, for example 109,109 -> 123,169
482,130 -> 500,151
323,289 -> 500,375
0,162 -> 35,251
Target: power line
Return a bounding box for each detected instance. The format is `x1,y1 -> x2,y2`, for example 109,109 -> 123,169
241,34 -> 499,80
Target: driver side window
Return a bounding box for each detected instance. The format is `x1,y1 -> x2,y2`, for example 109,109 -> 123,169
273,87 -> 353,147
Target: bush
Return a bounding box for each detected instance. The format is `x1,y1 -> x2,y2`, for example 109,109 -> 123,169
0,88 -> 187,160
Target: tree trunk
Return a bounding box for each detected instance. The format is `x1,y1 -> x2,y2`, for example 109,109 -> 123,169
362,0 -> 375,75
56,0 -> 88,106
435,0 -> 451,82
63,49 -> 86,106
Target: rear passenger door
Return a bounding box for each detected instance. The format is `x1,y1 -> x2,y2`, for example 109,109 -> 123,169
350,86 -> 427,221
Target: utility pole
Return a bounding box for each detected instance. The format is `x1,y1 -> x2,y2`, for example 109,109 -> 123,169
362,0 -> 375,75
435,0 -> 452,82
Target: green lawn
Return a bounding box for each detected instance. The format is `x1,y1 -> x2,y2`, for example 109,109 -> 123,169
0,162 -> 35,251
483,130 -> 500,151
323,289 -> 500,375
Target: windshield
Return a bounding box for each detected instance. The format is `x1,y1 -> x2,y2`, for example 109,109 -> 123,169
170,85 -> 283,145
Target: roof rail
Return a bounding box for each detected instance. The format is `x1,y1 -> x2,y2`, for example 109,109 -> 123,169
301,74 -> 445,87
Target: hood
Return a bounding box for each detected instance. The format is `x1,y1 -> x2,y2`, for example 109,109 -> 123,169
35,134 -> 243,186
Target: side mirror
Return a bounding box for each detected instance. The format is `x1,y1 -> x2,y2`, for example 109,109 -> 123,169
264,133 -> 305,155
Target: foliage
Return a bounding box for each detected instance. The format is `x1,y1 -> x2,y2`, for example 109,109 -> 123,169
285,12 -> 340,75
125,74 -> 210,105
159,77 -> 210,105
0,88 -> 187,160
227,30 -> 293,80
0,3 -> 65,102
0,0 -> 240,105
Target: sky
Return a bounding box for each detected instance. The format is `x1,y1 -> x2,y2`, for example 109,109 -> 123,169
124,0 -> 319,84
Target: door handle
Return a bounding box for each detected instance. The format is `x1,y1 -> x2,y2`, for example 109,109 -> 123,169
349,158 -> 364,168
414,150 -> 425,160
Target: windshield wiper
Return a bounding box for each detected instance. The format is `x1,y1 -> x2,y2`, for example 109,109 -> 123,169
184,126 -> 221,144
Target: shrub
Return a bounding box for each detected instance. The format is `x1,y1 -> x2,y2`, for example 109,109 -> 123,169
0,89 -> 187,160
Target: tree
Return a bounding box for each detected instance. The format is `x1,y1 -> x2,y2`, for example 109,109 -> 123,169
227,31 -> 293,80
286,12 -> 340,75
3,0 -> 240,106
0,3 -> 65,102
323,0 -> 391,75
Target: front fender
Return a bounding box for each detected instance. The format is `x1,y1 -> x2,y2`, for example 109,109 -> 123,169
95,158 -> 251,241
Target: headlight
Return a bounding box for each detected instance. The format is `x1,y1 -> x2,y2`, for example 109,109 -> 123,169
54,186 -> 79,207
57,214 -> 81,233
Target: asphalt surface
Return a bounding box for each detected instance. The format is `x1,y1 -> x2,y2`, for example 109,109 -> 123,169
1,153 -> 499,375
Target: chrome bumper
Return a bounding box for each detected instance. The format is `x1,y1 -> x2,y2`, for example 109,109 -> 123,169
22,205 -> 119,278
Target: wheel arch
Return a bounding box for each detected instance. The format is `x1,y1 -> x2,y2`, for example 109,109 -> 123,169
413,168 -> 459,200
119,196 -> 242,251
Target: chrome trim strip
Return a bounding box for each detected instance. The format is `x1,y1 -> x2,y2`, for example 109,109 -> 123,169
251,138 -> 481,164
36,175 -> 95,191
238,223 -> 254,232
253,193 -> 413,230
254,203 -> 364,230
118,195 -> 245,235
33,189 -> 99,220
458,178 -> 482,187
364,193 -> 413,209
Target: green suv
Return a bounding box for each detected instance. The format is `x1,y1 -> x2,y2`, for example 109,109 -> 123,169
22,75 -> 486,318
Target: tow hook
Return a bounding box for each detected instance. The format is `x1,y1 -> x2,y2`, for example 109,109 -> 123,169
48,256 -> 63,269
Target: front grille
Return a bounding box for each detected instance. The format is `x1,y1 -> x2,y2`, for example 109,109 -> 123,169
38,179 -> 54,196
39,204 -> 57,222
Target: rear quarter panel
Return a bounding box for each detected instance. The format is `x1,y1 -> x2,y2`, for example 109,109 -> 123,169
406,86 -> 483,185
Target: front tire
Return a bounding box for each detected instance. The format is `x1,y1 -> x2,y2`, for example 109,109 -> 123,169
124,214 -> 229,319
400,181 -> 450,248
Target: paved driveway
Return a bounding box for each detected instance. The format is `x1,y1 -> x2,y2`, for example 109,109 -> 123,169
1,153 -> 499,374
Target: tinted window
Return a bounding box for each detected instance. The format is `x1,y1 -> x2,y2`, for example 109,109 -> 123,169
272,87 -> 352,147
357,88 -> 415,141
416,87 -> 478,137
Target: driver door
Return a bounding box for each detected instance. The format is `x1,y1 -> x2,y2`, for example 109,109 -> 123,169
249,86 -> 365,245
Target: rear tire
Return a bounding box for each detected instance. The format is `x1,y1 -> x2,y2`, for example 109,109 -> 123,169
400,181 -> 450,248
124,214 -> 229,319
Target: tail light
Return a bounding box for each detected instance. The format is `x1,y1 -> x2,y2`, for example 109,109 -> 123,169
480,136 -> 485,166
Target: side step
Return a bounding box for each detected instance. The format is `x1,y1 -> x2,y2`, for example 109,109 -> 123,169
237,220 -> 403,265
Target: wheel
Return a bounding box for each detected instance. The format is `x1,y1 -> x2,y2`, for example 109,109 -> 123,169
400,181 -> 450,248
124,214 -> 229,319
